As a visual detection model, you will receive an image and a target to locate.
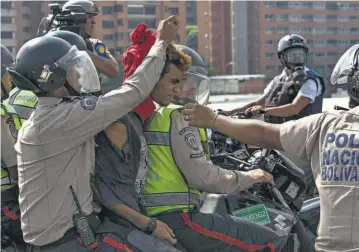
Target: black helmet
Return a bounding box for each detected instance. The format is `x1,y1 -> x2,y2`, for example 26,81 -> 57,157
330,44 -> 359,107
8,36 -> 100,96
278,34 -> 308,57
46,30 -> 87,51
8,36 -> 72,94
278,34 -> 308,70
1,45 -> 14,78
173,45 -> 210,106
62,0 -> 99,16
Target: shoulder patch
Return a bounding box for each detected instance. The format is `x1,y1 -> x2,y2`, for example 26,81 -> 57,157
184,132 -> 199,151
94,41 -> 107,58
179,126 -> 195,136
80,96 -> 98,110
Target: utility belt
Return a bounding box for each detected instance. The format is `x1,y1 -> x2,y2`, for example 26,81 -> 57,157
27,212 -> 100,251
28,185 -> 134,251
27,212 -> 134,251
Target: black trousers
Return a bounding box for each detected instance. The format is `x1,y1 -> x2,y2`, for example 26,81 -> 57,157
156,211 -> 288,252
27,217 -> 184,252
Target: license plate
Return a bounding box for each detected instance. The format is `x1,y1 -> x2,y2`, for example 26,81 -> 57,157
233,204 -> 271,226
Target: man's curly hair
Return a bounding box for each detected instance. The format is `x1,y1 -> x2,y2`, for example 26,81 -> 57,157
160,43 -> 192,78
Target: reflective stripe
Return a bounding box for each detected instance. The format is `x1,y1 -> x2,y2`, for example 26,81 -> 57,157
8,88 -> 37,120
141,192 -> 200,207
10,89 -> 37,108
1,176 -> 10,185
1,102 -> 22,130
1,104 -> 6,116
11,104 -> 34,120
144,132 -> 170,146
1,168 -> 11,189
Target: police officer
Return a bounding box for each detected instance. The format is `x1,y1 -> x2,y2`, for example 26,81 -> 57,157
140,46 -> 288,252
183,44 -> 359,252
62,0 -> 119,80
9,16 -> 179,251
1,45 -> 26,251
1,45 -> 18,184
226,34 -> 325,123
6,31 -> 92,124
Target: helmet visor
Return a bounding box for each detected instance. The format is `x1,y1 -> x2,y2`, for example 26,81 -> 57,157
55,45 -> 100,93
284,48 -> 307,66
330,44 -> 359,85
174,72 -> 210,106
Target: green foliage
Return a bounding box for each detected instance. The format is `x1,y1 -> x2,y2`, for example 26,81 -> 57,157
186,25 -> 198,52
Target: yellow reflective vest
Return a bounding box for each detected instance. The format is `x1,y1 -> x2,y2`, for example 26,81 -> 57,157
141,105 -> 209,216
1,89 -> 38,190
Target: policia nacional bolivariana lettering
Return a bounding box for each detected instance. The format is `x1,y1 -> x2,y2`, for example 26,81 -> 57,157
322,132 -> 359,182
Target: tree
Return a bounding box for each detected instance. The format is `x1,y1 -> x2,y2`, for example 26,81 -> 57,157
201,55 -> 216,77
186,25 -> 198,52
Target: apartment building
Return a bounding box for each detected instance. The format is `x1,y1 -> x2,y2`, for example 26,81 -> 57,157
2,1 -> 186,60
92,1 -> 186,60
237,1 -> 359,84
197,1 -> 232,75
186,1 -> 197,26
1,1 -> 42,55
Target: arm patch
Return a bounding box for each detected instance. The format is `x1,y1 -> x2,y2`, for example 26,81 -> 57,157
179,126 -> 195,136
190,152 -> 205,159
80,96 -> 98,110
184,133 -> 200,151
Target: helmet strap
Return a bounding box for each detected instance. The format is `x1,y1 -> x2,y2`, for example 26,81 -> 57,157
64,82 -> 79,96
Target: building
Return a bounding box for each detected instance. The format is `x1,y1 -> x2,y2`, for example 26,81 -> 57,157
92,1 -> 187,60
231,1 -> 249,75
3,1 -> 187,60
209,75 -> 265,95
232,1 -> 359,84
186,1 -> 197,26
1,1 -> 43,55
197,1 -> 232,76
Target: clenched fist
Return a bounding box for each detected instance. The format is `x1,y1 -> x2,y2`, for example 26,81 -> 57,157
156,16 -> 179,45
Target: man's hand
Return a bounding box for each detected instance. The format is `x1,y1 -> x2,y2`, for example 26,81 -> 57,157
246,169 -> 274,185
245,105 -> 264,117
156,16 -> 179,45
183,103 -> 217,128
152,219 -> 177,245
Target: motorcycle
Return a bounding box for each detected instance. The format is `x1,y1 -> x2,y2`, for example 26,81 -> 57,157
208,110 -> 319,199
200,110 -> 320,251
200,148 -> 319,252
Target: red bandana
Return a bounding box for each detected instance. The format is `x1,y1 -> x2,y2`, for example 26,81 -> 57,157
122,24 -> 157,120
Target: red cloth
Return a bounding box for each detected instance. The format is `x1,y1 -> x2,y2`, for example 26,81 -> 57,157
122,24 -> 157,120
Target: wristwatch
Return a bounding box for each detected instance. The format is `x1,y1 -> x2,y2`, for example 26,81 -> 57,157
144,218 -> 157,234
